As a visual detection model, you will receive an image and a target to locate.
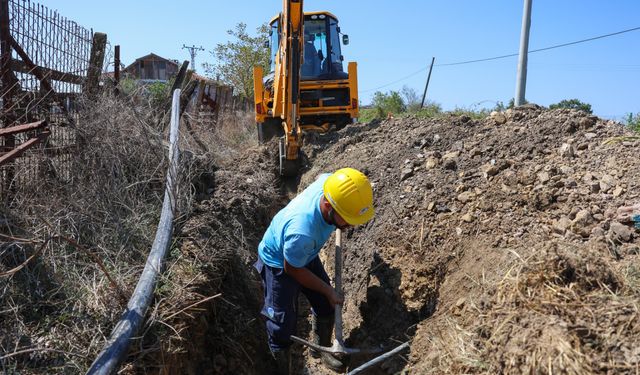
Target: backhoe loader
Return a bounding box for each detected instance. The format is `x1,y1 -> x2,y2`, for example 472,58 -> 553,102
253,0 -> 359,176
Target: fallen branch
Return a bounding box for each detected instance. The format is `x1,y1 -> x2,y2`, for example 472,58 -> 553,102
0,232 -> 41,244
39,217 -> 128,304
164,293 -> 222,321
0,347 -> 86,360
0,236 -> 52,277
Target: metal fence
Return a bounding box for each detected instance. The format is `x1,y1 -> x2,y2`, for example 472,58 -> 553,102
1,0 -> 102,198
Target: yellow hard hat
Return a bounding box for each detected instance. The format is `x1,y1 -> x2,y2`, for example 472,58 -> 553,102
323,168 -> 374,226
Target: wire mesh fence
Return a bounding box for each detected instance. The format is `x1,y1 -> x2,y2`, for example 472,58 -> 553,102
1,0 -> 96,198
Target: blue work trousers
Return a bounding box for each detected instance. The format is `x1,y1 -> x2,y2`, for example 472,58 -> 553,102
254,256 -> 334,352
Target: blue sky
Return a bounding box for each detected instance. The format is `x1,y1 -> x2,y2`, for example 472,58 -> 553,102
35,1 -> 640,120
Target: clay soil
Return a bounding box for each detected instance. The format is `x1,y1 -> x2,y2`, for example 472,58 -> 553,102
153,106 -> 639,374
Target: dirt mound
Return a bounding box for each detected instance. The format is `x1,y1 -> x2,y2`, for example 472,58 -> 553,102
143,105 -> 639,374
299,105 -> 639,373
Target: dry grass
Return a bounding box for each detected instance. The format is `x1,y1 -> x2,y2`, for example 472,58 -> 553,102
181,109 -> 258,165
0,89 -> 257,373
411,240 -> 640,375
131,148 -> 281,372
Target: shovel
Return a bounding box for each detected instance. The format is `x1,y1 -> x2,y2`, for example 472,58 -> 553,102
290,228 -> 385,355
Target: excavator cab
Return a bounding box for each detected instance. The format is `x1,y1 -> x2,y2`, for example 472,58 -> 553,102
254,9 -> 359,176
299,14 -> 346,80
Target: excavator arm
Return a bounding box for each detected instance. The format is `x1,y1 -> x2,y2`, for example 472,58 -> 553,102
272,0 -> 304,174
253,1 -> 359,176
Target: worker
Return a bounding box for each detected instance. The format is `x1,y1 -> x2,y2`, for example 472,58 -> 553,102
254,168 -> 375,374
302,33 -> 320,77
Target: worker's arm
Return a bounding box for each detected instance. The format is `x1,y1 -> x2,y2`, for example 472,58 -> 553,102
284,259 -> 344,307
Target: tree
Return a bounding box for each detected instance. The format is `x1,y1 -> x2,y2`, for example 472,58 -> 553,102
400,85 -> 421,112
372,90 -> 406,118
549,99 -> 593,114
626,112 -> 640,133
207,23 -> 270,100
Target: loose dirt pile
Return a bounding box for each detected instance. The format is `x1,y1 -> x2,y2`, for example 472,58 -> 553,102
301,105 -> 639,374
143,105 -> 639,374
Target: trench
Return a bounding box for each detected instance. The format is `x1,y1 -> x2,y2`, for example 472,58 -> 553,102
144,161 -> 447,375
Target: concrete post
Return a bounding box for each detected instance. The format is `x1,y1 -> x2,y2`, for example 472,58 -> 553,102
515,0 -> 532,107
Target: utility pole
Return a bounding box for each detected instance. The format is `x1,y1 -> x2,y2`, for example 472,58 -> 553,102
421,57 -> 436,109
182,44 -> 204,73
515,0 -> 532,106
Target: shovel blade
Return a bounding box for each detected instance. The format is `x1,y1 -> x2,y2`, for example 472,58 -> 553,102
290,335 -> 385,355
290,335 -> 344,354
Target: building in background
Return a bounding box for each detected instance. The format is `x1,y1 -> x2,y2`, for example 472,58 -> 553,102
123,53 -> 180,83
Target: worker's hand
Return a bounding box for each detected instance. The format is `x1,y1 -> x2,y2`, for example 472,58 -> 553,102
327,288 -> 344,307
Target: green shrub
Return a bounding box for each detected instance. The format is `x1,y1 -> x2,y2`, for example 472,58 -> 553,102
119,77 -> 138,95
493,101 -> 506,112
549,99 -> 593,114
412,101 -> 442,118
401,85 -> 422,113
625,113 -> 640,133
449,106 -> 491,120
147,81 -> 170,109
372,90 -> 406,118
358,107 -> 379,123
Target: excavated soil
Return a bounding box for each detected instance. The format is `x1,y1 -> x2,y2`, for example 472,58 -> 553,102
153,106 -> 639,374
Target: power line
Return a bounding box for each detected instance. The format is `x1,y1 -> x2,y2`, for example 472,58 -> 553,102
360,25 -> 640,93
527,26 -> 640,54
360,67 -> 427,93
439,25 -> 640,67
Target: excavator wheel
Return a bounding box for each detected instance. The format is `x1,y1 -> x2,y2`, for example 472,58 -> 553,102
278,137 -> 301,177
257,118 -> 284,144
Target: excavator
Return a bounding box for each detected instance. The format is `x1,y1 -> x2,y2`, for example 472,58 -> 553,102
253,0 -> 359,176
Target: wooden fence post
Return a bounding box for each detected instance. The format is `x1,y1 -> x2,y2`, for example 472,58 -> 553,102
1,0 -> 17,193
114,45 -> 120,96
85,32 -> 107,95
170,60 -> 190,93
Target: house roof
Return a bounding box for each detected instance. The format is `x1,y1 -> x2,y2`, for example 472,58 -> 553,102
191,72 -> 215,83
124,53 -> 181,71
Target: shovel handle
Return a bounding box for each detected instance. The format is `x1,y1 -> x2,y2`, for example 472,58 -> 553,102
334,228 -> 344,343
291,230 -> 387,356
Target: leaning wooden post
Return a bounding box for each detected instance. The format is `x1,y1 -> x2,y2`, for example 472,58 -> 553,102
170,60 -> 190,93
85,32 -> 107,96
164,61 -> 189,112
113,45 -> 120,96
0,0 -> 17,193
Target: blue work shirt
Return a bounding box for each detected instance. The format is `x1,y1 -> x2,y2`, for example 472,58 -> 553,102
258,174 -> 335,268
